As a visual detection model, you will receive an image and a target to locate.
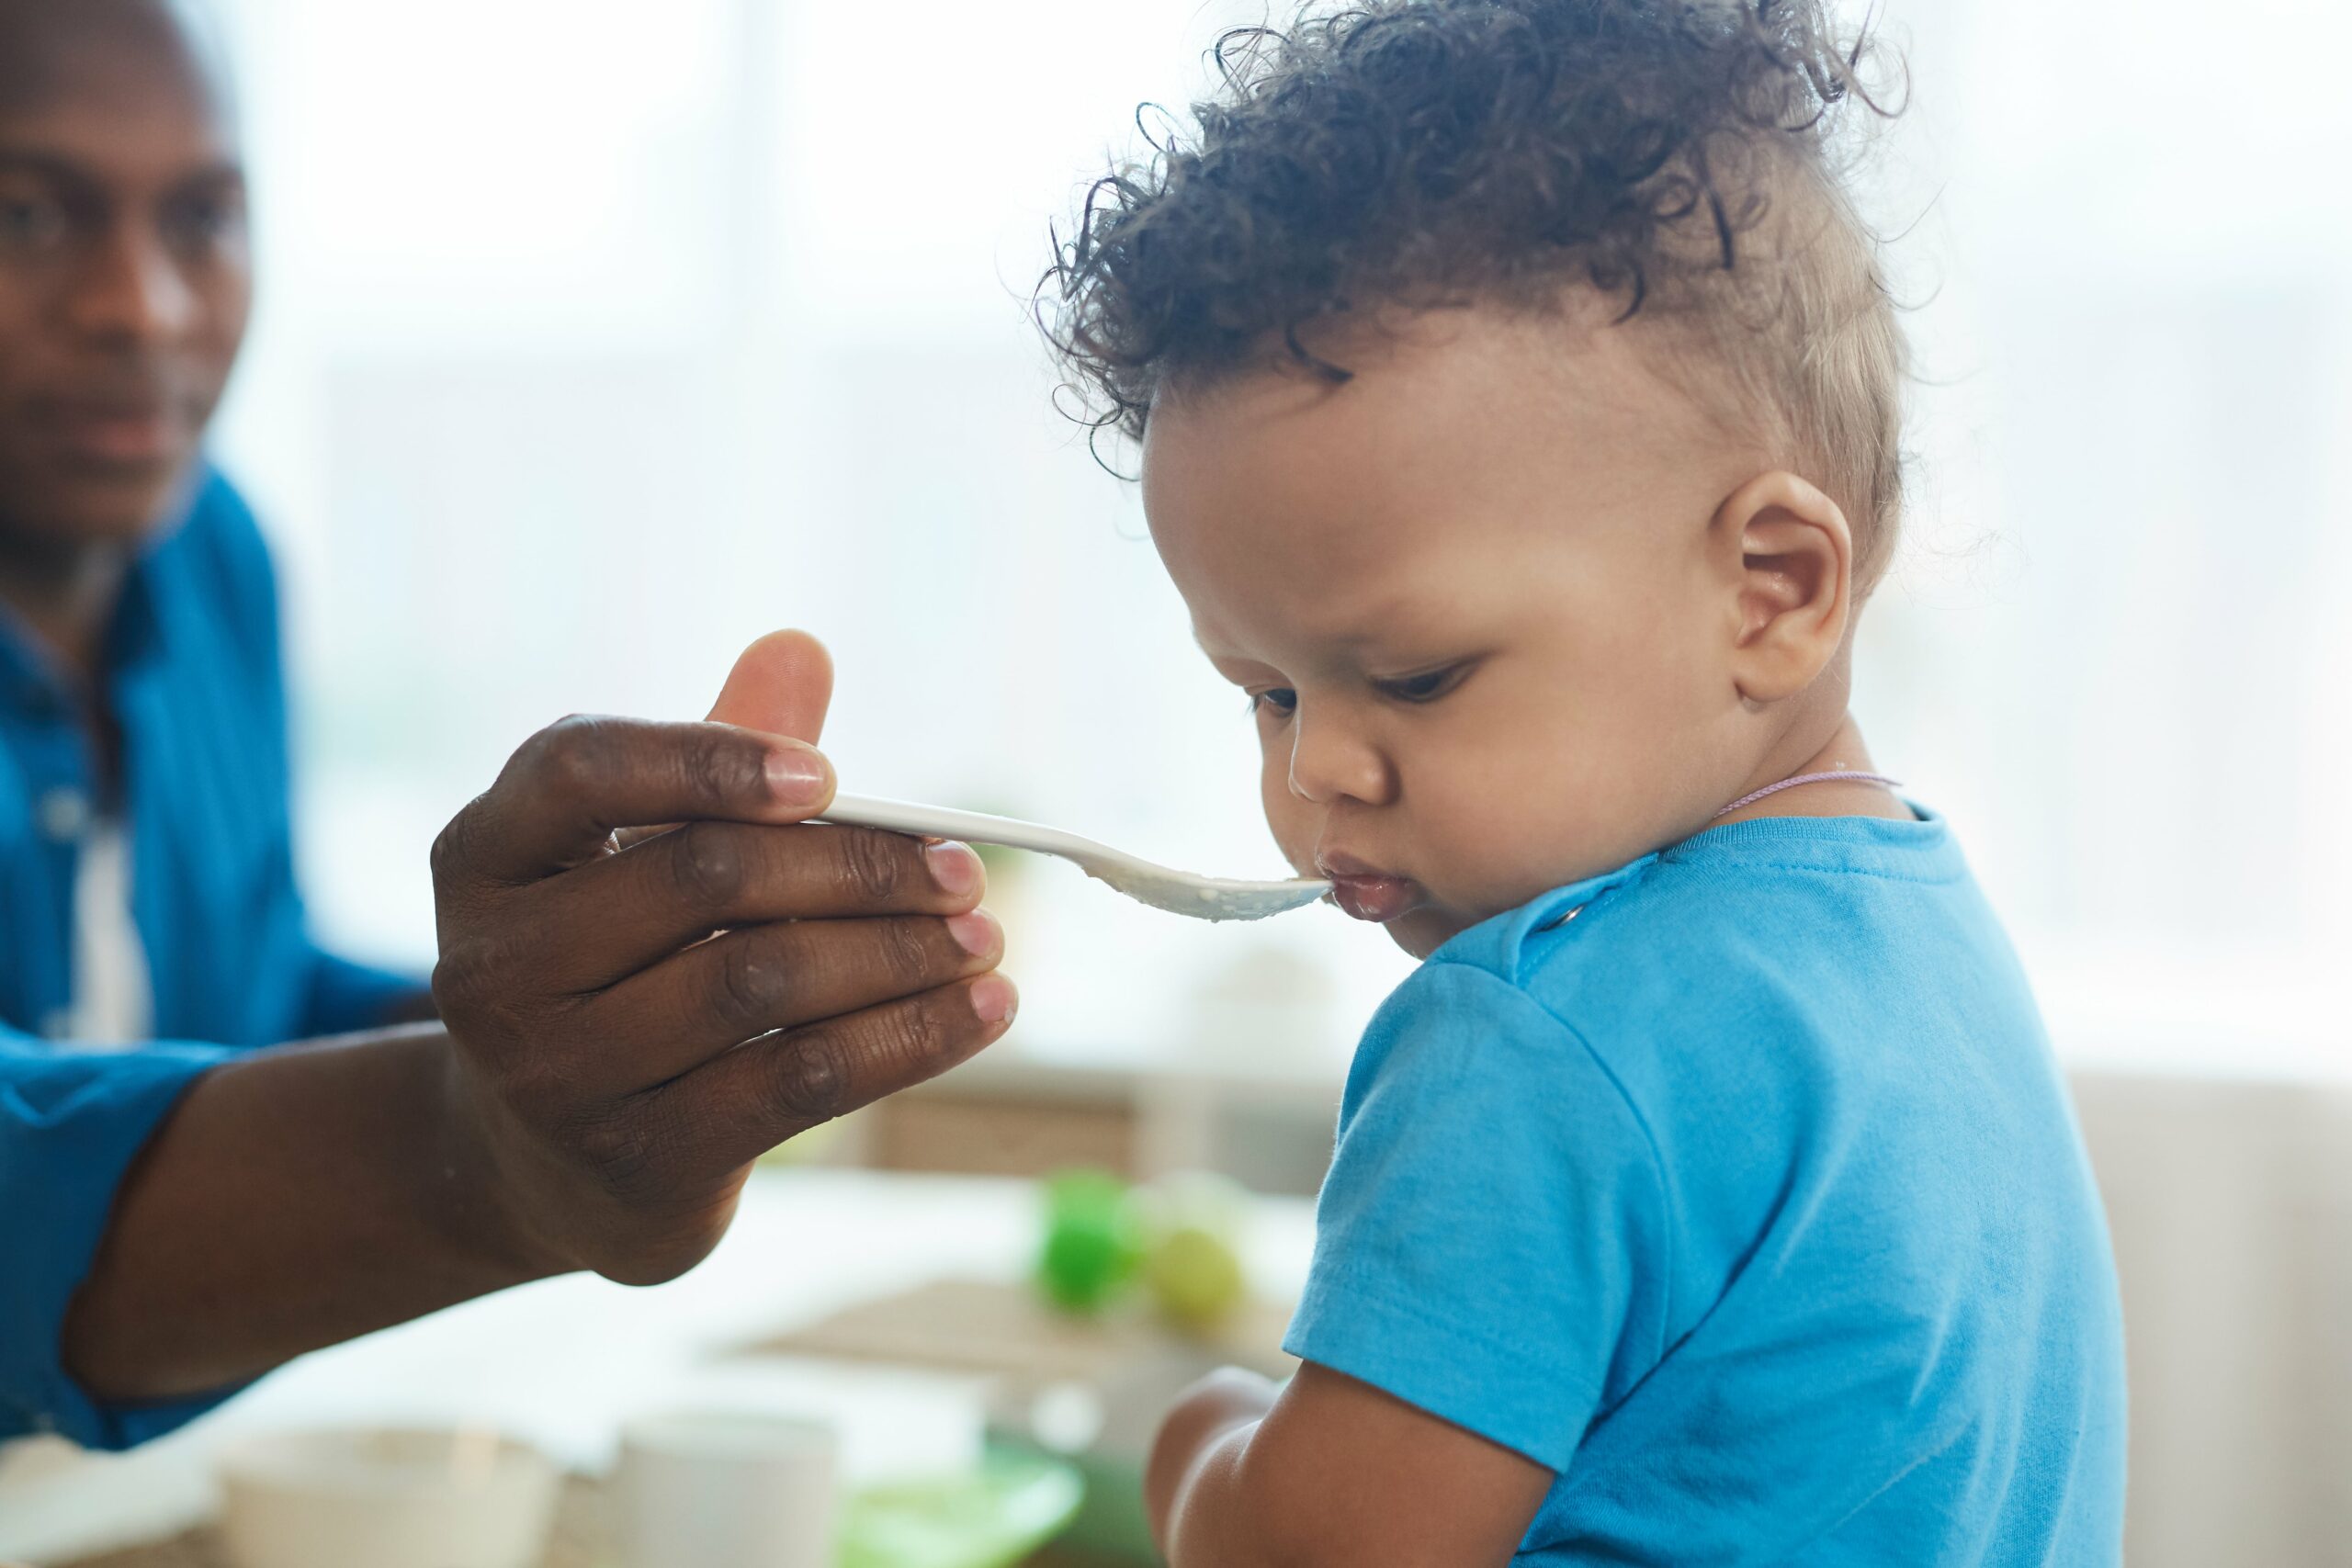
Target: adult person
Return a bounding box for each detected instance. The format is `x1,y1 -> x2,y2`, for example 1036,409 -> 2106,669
1,0 -> 1016,1449
0,0 -> 425,1052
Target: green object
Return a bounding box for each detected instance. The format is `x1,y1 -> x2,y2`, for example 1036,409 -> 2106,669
838,1449 -> 1085,1568
1036,1168 -> 1146,1314
1147,1223 -> 1247,1329
988,1438 -> 1159,1566
1141,1172 -> 1250,1331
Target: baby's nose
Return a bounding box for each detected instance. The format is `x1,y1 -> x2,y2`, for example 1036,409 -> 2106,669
1287,716 -> 1395,807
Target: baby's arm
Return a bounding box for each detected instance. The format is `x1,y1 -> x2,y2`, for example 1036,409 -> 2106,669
1151,961 -> 1660,1563
1146,1362 -> 1553,1567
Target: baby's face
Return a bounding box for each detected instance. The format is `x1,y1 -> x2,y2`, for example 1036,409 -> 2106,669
1144,306 -> 1770,957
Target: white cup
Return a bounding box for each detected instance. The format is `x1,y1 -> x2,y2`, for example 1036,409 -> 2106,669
216,1427 -> 560,1568
615,1410 -> 840,1568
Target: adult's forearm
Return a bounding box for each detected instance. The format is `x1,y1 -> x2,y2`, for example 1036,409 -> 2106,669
62,1025 -> 546,1403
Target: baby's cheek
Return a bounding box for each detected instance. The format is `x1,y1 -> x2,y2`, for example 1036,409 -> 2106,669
1414,772 -> 1603,910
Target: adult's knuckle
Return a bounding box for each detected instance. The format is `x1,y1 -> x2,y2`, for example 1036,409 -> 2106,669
428,802 -> 483,885
566,1104 -> 663,1201
765,1029 -> 851,1125
430,938 -> 501,1016
836,829 -> 908,904
669,821 -> 747,909
684,733 -> 764,807
435,931 -> 568,1055
529,715 -> 612,803
876,917 -> 938,991
497,1047 -> 588,1127
714,935 -> 792,1037
880,994 -> 955,1077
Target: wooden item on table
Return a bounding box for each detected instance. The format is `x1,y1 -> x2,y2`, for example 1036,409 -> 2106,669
869,1092 -> 1140,1182
743,1276 -> 1295,1384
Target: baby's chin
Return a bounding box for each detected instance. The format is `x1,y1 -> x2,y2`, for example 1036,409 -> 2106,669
1363,869 -> 1599,958
1307,872 -> 1461,957
1382,899 -> 1484,960
1385,914 -> 1452,960
1290,840 -> 1587,956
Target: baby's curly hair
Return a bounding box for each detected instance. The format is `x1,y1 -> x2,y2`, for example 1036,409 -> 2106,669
1043,0 -> 1909,585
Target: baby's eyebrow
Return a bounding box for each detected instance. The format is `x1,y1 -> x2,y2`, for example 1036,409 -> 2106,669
1332,593 -> 1446,644
1189,623 -> 1255,666
1197,644 -> 1277,684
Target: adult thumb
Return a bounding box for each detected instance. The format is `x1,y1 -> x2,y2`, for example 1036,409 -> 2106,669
707,629 -> 834,743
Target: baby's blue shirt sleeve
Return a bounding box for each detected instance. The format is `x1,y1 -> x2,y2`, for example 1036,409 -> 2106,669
1,1030 -> 238,1449
1283,956 -> 1670,1472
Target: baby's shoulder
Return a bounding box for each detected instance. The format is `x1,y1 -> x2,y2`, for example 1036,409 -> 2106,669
1413,823 -> 2044,1160
1410,852 -> 1737,1050
1341,951 -> 1671,1218
1407,845 -> 1928,1107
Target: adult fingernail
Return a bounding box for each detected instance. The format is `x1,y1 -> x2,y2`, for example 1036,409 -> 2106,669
924,840 -> 982,897
764,748 -> 829,807
947,909 -> 1001,958
971,974 -> 1018,1025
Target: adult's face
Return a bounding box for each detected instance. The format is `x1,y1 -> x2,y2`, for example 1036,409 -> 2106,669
0,0 -> 250,555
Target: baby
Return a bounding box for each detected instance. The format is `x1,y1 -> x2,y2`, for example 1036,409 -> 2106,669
1041,2 -> 2127,1563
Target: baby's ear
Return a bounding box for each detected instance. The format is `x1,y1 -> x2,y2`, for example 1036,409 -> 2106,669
1716,470 -> 1853,705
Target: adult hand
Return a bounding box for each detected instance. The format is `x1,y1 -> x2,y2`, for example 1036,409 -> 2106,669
431,630 -> 1016,1286
63,631 -> 1013,1406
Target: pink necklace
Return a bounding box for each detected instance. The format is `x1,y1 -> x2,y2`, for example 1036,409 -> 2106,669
1715,770 -> 1902,818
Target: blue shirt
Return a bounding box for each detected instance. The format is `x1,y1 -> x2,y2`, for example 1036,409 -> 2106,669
1284,811 -> 2127,1565
0,468 -> 417,1044
1,469 -> 418,1448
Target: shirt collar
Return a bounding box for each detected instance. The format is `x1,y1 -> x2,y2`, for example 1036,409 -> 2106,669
0,600 -> 74,716
0,479 -> 198,716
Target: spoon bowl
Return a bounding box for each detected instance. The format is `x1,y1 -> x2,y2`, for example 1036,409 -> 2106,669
816,795 -> 1329,922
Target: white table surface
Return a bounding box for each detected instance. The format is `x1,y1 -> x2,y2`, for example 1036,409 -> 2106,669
0,1169 -> 1315,1565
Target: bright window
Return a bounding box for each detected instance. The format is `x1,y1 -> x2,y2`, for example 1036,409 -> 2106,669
206,0 -> 2351,1075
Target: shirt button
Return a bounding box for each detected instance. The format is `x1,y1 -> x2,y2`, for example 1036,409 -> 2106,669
36,786 -> 89,842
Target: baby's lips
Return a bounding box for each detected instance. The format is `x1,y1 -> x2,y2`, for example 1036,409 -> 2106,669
1313,846 -> 1388,881
1328,873 -> 1417,923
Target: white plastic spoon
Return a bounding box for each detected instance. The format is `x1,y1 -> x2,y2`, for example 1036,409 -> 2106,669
817,794 -> 1329,922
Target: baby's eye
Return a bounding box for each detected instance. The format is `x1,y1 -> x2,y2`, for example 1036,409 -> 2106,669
1374,661 -> 1475,705
1247,687 -> 1298,718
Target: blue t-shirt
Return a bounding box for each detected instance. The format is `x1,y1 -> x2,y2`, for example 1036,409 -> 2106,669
2,468 -> 416,1449
1284,810 -> 2126,1565
0,1036 -> 229,1449
0,466 -> 421,1044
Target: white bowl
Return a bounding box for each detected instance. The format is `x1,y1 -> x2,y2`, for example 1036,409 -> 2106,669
216,1427 -> 560,1568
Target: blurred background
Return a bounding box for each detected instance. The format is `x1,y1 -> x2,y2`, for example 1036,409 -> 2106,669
77,0 -> 2352,1559
206,0 -> 2350,1075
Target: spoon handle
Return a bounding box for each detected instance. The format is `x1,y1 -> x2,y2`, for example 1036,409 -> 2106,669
816,794 -> 1103,863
